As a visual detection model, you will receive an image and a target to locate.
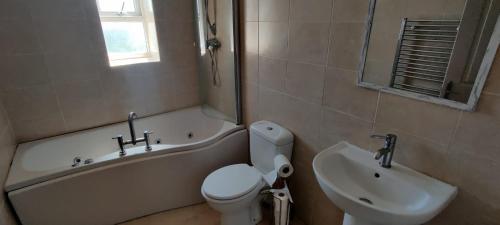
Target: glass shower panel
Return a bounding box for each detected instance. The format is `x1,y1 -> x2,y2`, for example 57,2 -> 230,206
195,0 -> 239,123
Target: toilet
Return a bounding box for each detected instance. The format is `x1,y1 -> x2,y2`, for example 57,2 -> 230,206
201,121 -> 294,225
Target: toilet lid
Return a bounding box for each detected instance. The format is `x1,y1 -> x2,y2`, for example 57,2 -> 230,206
202,164 -> 262,200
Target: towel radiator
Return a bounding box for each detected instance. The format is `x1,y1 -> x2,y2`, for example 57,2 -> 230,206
390,19 -> 461,97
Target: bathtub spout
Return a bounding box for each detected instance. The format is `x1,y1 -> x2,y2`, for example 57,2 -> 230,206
128,112 -> 138,145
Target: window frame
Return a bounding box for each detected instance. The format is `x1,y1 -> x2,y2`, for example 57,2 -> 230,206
97,0 -> 159,65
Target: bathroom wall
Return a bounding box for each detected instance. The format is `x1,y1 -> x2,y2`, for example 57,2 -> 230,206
241,0 -> 500,224
0,0 -> 200,142
0,101 -> 17,224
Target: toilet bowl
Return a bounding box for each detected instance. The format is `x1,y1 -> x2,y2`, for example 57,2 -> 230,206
202,164 -> 265,225
201,121 -> 294,225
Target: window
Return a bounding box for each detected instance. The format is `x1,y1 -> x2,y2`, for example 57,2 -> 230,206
97,0 -> 159,66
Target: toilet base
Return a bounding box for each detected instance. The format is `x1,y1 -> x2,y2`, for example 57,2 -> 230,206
220,198 -> 262,225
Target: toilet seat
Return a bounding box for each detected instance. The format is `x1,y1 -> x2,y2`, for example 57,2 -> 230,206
202,164 -> 262,201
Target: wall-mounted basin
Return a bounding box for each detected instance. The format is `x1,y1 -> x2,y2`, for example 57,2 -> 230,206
312,141 -> 457,225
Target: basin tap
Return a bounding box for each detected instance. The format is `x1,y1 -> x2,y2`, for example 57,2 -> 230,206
370,134 -> 397,168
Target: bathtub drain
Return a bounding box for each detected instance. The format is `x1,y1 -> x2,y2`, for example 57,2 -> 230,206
187,132 -> 194,139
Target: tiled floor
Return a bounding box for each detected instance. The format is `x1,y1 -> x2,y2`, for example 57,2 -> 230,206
120,203 -> 305,225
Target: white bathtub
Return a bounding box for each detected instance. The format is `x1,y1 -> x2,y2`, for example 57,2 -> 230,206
5,106 -> 249,225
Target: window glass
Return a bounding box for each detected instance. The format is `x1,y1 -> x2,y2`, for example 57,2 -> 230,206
102,22 -> 148,58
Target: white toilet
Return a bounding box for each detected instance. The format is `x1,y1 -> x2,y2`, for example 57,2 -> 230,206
201,121 -> 294,225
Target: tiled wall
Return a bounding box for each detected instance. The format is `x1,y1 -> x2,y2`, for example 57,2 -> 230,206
0,101 -> 17,224
241,0 -> 500,224
0,0 -> 200,142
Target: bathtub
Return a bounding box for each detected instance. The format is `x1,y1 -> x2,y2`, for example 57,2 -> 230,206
5,106 -> 249,225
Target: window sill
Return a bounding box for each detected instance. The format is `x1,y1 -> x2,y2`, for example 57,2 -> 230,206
109,57 -> 160,67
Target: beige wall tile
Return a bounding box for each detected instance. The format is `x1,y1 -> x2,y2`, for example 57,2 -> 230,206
0,54 -> 50,91
288,22 -> 330,64
55,79 -> 111,131
244,22 -> 259,56
319,108 -> 373,150
243,1 -> 500,225
0,0 -> 200,141
28,0 -> 88,21
153,0 -> 194,23
290,0 -> 333,22
35,19 -> 95,54
244,53 -> 260,84
0,201 -> 17,225
11,114 -> 66,142
288,144 -> 317,225
0,0 -> 29,21
311,190 -> 344,225
323,67 -> 378,122
451,94 -> 500,159
259,0 -> 290,22
332,0 -> 370,23
258,86 -> 322,150
0,102 -> 8,133
284,61 -> 325,104
243,0 -> 259,22
328,22 -> 365,70
243,22 -> 259,83
375,93 -> 461,146
484,52 -> 500,94
372,0 -> 406,22
259,57 -> 287,91
0,20 -> 40,55
259,22 -> 289,59
454,150 -> 500,209
242,82 -> 260,125
1,84 -> 60,122
45,50 -> 105,84
156,21 -> 196,46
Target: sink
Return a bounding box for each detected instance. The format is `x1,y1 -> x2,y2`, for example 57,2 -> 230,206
312,141 -> 457,225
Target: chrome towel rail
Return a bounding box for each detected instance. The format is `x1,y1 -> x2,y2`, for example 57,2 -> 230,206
390,18 -> 461,97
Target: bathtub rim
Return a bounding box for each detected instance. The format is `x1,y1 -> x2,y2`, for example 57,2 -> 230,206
5,107 -> 245,192
7,129 -> 248,196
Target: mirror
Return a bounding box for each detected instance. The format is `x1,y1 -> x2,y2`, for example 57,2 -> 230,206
359,0 -> 500,111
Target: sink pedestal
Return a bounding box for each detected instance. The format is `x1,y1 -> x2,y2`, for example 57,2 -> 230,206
343,213 -> 380,225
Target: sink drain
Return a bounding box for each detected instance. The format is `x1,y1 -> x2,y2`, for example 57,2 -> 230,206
359,197 -> 373,205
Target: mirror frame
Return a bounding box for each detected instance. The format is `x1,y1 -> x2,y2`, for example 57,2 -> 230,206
357,0 -> 500,111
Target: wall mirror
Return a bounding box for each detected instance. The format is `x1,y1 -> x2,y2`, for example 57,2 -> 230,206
358,0 -> 500,111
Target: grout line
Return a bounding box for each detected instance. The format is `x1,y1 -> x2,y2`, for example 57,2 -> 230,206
482,91 -> 500,97
445,110 -> 463,154
370,91 -> 382,133
282,0 -> 293,92
320,0 -> 336,107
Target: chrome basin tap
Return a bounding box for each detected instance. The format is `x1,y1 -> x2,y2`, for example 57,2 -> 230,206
112,112 -> 153,156
370,134 -> 397,168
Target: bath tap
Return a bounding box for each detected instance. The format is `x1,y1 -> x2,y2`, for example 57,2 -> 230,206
128,112 -> 138,144
370,134 -> 397,168
112,112 -> 154,156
